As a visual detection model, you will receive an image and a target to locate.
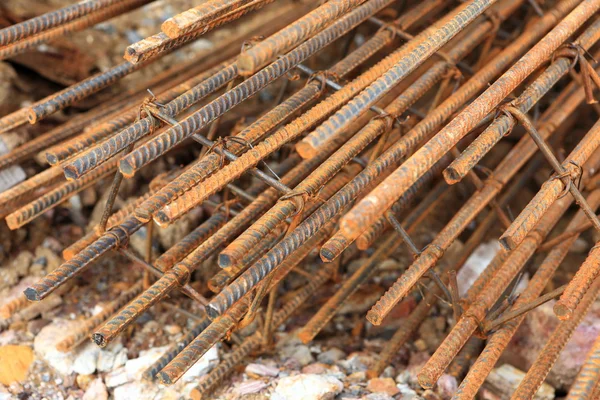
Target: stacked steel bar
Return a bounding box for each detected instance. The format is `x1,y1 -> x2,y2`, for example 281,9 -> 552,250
2,0 -> 600,397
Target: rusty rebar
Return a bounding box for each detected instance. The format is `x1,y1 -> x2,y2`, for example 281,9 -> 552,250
511,276 -> 600,399
417,194 -> 573,389
0,0 -> 153,60
153,0 -> 518,226
340,0 -> 597,241
445,17 -> 600,184
0,0 -> 131,46
55,282 -> 143,352
118,0 -> 397,178
554,243 -> 600,320
566,332 -> 600,400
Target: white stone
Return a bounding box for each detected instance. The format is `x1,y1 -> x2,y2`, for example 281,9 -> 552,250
82,378 -> 108,400
96,342 -> 126,372
485,364 -> 554,400
72,343 -> 100,375
282,345 -> 314,366
272,374 -> 343,400
34,320 -> 80,375
234,380 -> 269,395
457,241 -> 501,296
317,348 -> 346,364
245,362 -> 279,377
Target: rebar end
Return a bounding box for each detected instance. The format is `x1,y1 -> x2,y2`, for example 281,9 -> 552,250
45,152 -> 59,165
442,167 -> 463,185
553,301 -> 573,321
23,288 -> 40,302
365,309 -> 383,326
217,253 -> 233,269
91,332 -> 108,348
498,235 -> 516,252
319,247 -> 338,263
118,159 -> 136,179
417,372 -> 436,389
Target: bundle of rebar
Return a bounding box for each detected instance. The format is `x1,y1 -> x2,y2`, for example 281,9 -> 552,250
2,0 -> 600,397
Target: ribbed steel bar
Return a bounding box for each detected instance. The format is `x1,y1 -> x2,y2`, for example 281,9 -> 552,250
55,281 -> 144,352
298,177 -> 452,343
61,60 -> 238,179
510,276 -> 600,399
339,0 -> 599,240
500,118 -> 600,250
0,0 -> 131,46
132,6 -> 407,223
566,332 -> 600,400
118,0 -> 397,178
235,0 -> 368,75
142,317 -> 211,380
0,0 -> 153,60
5,159 -> 118,230
123,0 -> 291,64
156,297 -> 250,384
445,18 -> 600,184
453,190 -> 600,399
295,0 -> 504,158
25,61 -> 148,125
87,141 -> 340,341
0,166 -> 65,210
150,0 -> 511,225
161,0 -> 274,38
24,216 -> 142,301
204,0 -> 578,302
193,266 -> 333,396
417,194 -> 573,389
554,243 -> 600,320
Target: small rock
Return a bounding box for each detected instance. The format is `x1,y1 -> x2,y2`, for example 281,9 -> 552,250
346,371 -> 367,383
76,374 -> 94,390
11,251 -> 33,277
164,324 -> 182,335
457,241 -> 500,296
0,345 -> 33,385
34,320 -> 79,375
34,246 -> 61,273
362,393 -> 394,400
302,363 -> 329,375
82,378 -> 107,400
234,380 -> 268,395
381,366 -> 395,379
485,364 -> 553,400
570,237 -> 589,253
436,374 -> 457,399
414,339 -> 428,352
112,382 -> 162,400
272,374 -> 343,400
246,363 -> 279,377
317,348 -> 345,364
73,343 -> 100,375
367,377 -> 400,396
283,345 -> 314,366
